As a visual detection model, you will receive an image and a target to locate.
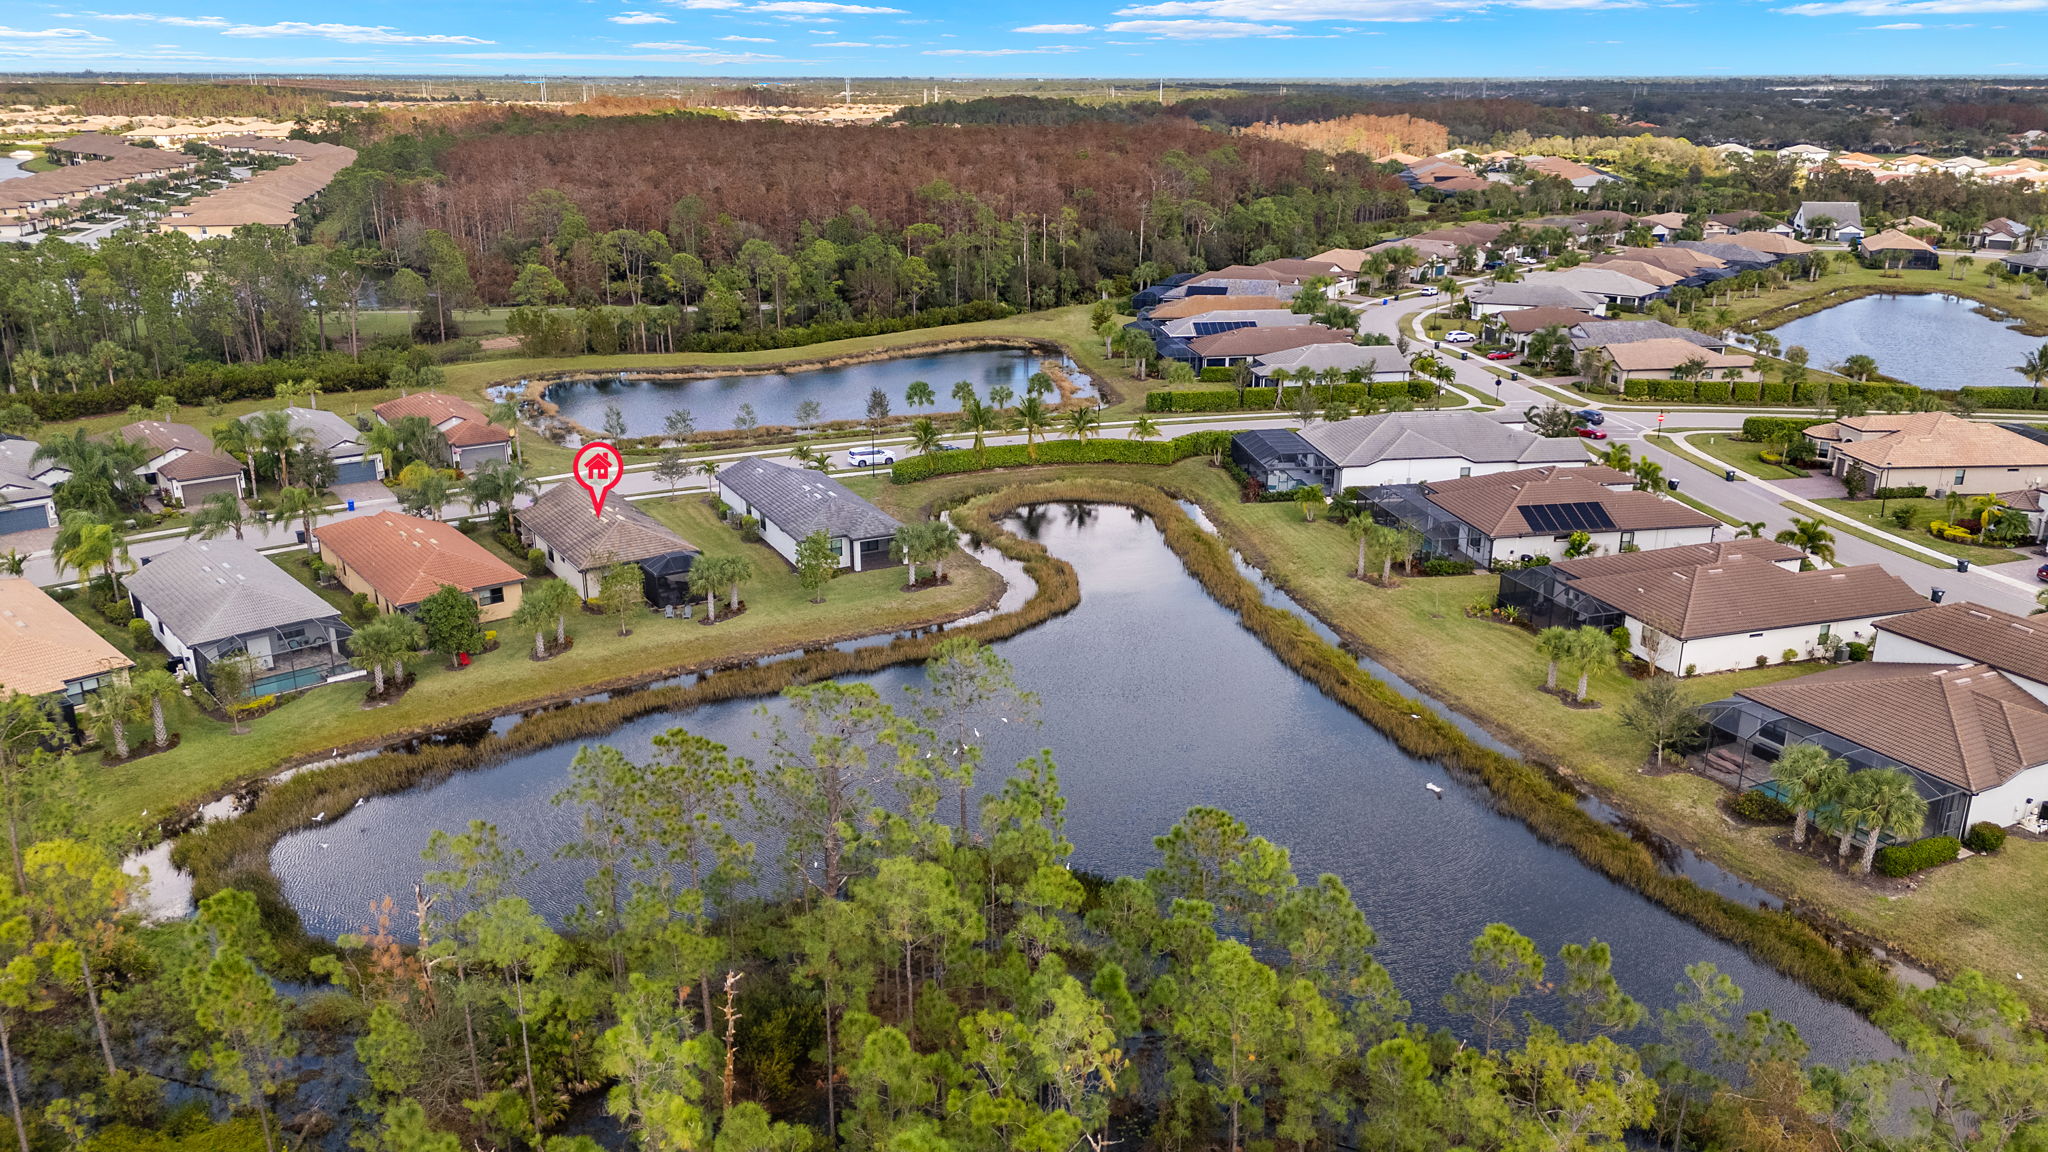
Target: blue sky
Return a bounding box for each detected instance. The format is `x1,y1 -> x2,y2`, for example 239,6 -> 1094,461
2,0 -> 2045,77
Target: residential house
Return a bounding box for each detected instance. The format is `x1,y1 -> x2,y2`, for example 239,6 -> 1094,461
314,510 -> 525,622
1299,410 -> 1588,490
716,457 -> 903,572
1146,295 -> 1292,320
1857,229 -> 1940,270
1999,250 -> 2048,277
1229,429 -> 1336,495
1714,231 -> 1816,258
1991,484 -> 2048,539
1875,601 -> 2048,706
0,438 -> 61,535
517,482 -> 699,605
1804,412 -> 2048,494
1365,465 -> 1720,566
119,420 -> 245,506
1791,201 -> 1864,241
1701,661 -> 2048,837
1522,155 -> 1614,191
1486,307 -> 1604,349
372,392 -> 512,470
1525,267 -> 1666,310
1247,343 -> 1409,388
1464,282 -> 1604,317
1671,240 -> 1782,273
1156,310 -> 1313,341
1568,320 -> 1729,354
1975,218 -> 2032,251
125,538 -> 351,695
1777,144 -> 1833,163
1590,259 -> 1686,289
1500,539 -> 1804,629
1936,156 -> 1988,177
0,578 -> 131,725
1705,210 -> 1773,234
1256,258 -> 1356,295
1404,158 -> 1491,194
1595,339 -> 1758,386
1177,265 -> 1287,297
240,406 -> 385,484
1635,211 -> 1690,241
1593,247 -> 1731,284
1185,325 -> 1354,370
1507,544 -> 1925,676
1709,143 -> 1755,158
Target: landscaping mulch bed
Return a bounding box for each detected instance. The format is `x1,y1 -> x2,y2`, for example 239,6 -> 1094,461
528,636 -> 576,662
698,600 -> 749,625
361,674 -> 418,709
98,732 -> 182,767
902,573 -> 952,593
1538,684 -> 1602,710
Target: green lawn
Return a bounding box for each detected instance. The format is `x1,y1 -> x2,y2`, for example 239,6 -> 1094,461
1811,496 -> 2026,566
1682,432 -> 1811,481
353,307 -> 518,339
86,493 -> 1001,829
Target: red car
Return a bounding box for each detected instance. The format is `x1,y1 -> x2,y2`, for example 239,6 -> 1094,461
2037,563 -> 2048,583
1576,426 -> 1609,440
1486,351 -> 1516,361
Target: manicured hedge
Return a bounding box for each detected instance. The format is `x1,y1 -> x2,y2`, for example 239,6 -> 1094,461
1621,379 -> 1930,408
1729,789 -> 1794,824
1964,821 -> 2007,854
888,430 -> 1235,483
1145,380 -> 1435,413
1872,485 -> 1928,500
17,355 -> 392,422
1873,835 -> 1961,878
1957,385 -> 2048,411
1742,416 -> 1833,443
1198,366 -> 1236,383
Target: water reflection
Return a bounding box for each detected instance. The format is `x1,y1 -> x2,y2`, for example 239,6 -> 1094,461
1768,293 -> 2041,391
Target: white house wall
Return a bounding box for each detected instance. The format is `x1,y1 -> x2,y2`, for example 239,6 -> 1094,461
1482,523 -> 1717,565
1874,632 -> 2048,705
1340,456 -> 1576,490
1646,612 -> 1901,677
1967,762 -> 2048,827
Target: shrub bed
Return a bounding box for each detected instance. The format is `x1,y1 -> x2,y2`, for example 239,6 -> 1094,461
1963,821 -> 2007,854
1873,835 -> 1962,878
888,430 -> 1233,483
1729,789 -> 1795,824
1742,416 -> 1833,442
1621,379 -> 1930,408
1872,485 -> 1927,501
1144,380 -> 1436,413
1957,386 -> 2048,411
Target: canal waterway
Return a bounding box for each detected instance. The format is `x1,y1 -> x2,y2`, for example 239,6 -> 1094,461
1768,292 -> 2041,392
274,503 -> 1894,1061
542,347 -> 1088,435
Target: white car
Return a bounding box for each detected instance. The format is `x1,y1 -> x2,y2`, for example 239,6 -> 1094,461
1416,285 -> 1441,296
846,446 -> 898,467
1443,330 -> 1478,343
1514,255 -> 1542,266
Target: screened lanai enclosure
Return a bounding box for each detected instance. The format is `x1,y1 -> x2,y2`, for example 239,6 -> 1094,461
1495,564 -> 1626,632
1696,695 -> 1972,841
1364,484 -> 1480,562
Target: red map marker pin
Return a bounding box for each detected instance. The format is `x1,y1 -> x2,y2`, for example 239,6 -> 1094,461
573,440 -> 623,518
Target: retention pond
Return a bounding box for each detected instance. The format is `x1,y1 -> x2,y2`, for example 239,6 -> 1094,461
1769,292 -> 2040,392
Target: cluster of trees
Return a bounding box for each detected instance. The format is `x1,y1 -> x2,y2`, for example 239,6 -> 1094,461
0,81 -> 348,119
4,640 -> 2044,1150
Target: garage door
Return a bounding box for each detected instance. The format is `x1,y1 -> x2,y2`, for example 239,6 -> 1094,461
180,477 -> 240,502
0,503 -> 50,535
334,458 -> 380,484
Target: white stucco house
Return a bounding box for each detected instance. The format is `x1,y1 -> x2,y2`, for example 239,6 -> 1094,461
1299,410 -> 1589,491
717,457 -> 903,572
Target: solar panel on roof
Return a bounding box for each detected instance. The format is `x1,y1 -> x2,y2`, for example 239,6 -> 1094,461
1522,502 -> 1616,533
1192,320 -> 1256,336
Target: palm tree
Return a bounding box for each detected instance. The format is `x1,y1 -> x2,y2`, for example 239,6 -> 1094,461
905,380 -> 935,411
1563,627 -> 1612,703
86,678 -> 142,760
35,430 -> 148,518
9,349 -> 49,393
960,399 -> 998,460
1129,414 -> 1162,442
130,668 -> 180,750
1014,396 -> 1051,461
350,614 -> 423,697
950,380 -> 978,409
907,418 -> 946,456
54,511 -> 130,599
512,578 -> 578,659
1828,771 -> 1881,863
1772,742 -> 1847,847
788,445 -> 830,472
395,463 -> 451,521
468,458 -> 536,525
267,486 -> 324,554
186,492 -> 249,541
360,420 -> 405,478
689,555 -> 747,622
1596,443 -> 1634,472
700,459 -> 723,501
487,399 -> 524,464
1063,405 -> 1099,442
1735,520 -> 1767,539
1774,517 -> 1837,567
1347,513 -> 1374,579
246,408 -> 304,488
1632,459 -> 1665,492
1365,523 -> 1416,586
2013,343 -> 2048,400
1537,626 -> 1572,693
1854,770 -> 1929,874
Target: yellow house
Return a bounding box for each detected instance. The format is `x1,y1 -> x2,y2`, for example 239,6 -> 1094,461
313,511 -> 525,623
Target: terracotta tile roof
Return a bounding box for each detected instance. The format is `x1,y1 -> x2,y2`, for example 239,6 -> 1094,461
1876,602 -> 2048,688
1717,231 -> 1816,256
120,420 -> 211,457
1601,338 -> 1754,374
1421,469 -> 1717,538
1499,306 -> 1602,333
0,578 -> 132,696
1996,487 -> 2045,512
313,511 -> 524,607
1858,228 -> 1938,254
1825,413 -> 2048,470
1740,662 -> 2048,793
1568,558 -> 1927,640
1149,295 -> 1291,319
1554,538 -> 1805,579
372,392 -> 509,449
155,449 -> 242,481
518,483 -> 698,570
1186,325 -> 1354,359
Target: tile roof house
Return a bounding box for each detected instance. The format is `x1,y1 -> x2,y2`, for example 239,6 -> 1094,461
0,578 -> 132,712
1184,325 -> 1353,369
1792,201 -> 1864,241
1157,310 -> 1313,340
1526,267 -> 1667,308
1491,307 -> 1603,343
518,482 -> 699,604
1298,410 -> 1587,489
1876,601 -> 2048,706
1146,295 -> 1292,320
314,511 -> 525,622
118,420 -> 245,506
1857,228 -> 1940,270
1596,339 -> 1757,385
1715,231 -> 1816,258
1521,155 -> 1614,190
1705,661 -> 2048,837
371,393 -> 512,469
717,457 -> 903,572
1567,319 -> 1726,353
1974,217 -> 2032,251
1464,282 -> 1604,316
125,539 -> 351,694
240,406 -> 384,484
1366,465 -> 1720,567
1256,258 -> 1356,294
1804,412 -> 2048,494
1247,343 -> 1410,387
0,438 -> 61,536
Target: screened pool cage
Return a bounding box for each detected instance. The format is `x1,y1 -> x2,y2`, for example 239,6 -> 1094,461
1697,696 -> 1972,841
1364,484 -> 1478,563
1495,565 -> 1626,632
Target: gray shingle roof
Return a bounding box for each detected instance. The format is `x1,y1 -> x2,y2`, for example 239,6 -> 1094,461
126,538 -> 343,647
1300,411 -> 1586,468
1797,201 -> 1863,230
519,482 -> 698,570
0,439 -> 52,503
718,458 -> 901,541
1568,319 -> 1723,351
241,406 -> 365,457
1465,282 -> 1601,310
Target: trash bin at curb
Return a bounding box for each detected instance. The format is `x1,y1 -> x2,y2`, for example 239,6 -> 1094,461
1957,558 -> 1971,573
1931,587 -> 1947,603
1724,469 -> 1737,482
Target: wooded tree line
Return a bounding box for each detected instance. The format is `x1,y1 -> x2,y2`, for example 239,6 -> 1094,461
893,94 -> 1614,144
4,640 -> 2046,1151
0,82 -> 349,120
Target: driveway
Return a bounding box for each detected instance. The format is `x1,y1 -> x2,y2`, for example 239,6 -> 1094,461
1776,475 -> 1849,500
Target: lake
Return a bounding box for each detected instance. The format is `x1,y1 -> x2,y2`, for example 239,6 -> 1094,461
1769,292 -> 2041,391
541,347 -> 1089,435
274,504 -> 1894,1061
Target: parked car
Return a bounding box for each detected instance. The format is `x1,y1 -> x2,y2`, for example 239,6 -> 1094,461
1514,256 -> 1542,266
2037,562 -> 2048,583
846,446 -> 898,466
1486,351 -> 1516,361
1443,330 -> 1477,343
1575,426 -> 1609,440
1575,409 -> 1605,425
932,443 -> 964,451
1416,286 -> 1441,296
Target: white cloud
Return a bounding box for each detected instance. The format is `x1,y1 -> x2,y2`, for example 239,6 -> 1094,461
0,24 -> 107,39
751,1 -> 905,10
90,13 -> 491,42
631,39 -> 712,47
1108,16 -> 1297,32
1014,21 -> 1098,30
1867,19 -> 1923,24
1111,0 -> 1637,18
609,10 -> 676,21
1778,0 -> 2046,13
720,32 -> 775,38
815,38 -> 877,43
447,48 -> 790,62
922,43 -> 1085,52
665,0 -> 746,8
